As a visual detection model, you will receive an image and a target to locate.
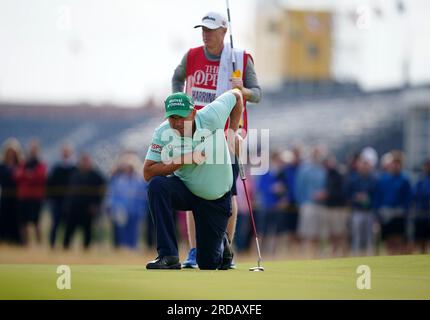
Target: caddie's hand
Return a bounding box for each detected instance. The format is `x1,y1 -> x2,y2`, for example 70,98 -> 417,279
231,77 -> 244,90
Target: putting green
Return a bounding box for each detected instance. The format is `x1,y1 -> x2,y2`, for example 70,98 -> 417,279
0,255 -> 429,299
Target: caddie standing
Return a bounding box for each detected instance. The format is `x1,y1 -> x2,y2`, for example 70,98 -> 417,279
172,11 -> 262,269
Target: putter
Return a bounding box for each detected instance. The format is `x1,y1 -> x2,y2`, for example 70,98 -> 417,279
225,0 -> 241,78
238,157 -> 264,272
226,0 -> 264,272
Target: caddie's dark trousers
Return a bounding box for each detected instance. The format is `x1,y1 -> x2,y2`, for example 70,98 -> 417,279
147,175 -> 231,270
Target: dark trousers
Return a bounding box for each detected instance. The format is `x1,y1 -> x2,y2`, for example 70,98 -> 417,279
235,213 -> 251,252
147,175 -> 231,270
63,206 -> 93,249
0,199 -> 22,244
19,199 -> 42,225
49,200 -> 64,248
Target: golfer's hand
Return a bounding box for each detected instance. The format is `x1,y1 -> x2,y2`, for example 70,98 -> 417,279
227,131 -> 243,157
193,150 -> 206,165
182,150 -> 206,165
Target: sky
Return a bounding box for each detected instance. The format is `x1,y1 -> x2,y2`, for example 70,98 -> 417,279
0,0 -> 255,106
0,0 -> 429,106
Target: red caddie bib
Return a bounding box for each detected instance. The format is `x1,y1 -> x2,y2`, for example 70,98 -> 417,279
185,46 -> 250,136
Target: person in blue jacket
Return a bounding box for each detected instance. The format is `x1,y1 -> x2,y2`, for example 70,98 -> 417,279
257,150 -> 288,255
413,159 -> 430,253
106,154 -> 147,250
345,148 -> 378,255
375,151 -> 412,255
280,147 -> 302,252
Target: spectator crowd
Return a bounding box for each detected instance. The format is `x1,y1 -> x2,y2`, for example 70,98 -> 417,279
0,137 -> 429,258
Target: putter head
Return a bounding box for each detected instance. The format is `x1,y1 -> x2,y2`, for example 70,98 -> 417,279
249,266 -> 265,272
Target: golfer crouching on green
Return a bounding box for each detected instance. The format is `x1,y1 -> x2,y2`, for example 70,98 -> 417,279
143,88 -> 243,270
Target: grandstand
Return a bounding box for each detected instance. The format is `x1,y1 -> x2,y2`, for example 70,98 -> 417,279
0,102 -> 160,172
250,87 -> 411,160
1,86 -> 428,172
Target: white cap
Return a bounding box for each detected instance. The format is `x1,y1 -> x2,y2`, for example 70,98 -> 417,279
194,12 -> 228,30
360,147 -> 378,167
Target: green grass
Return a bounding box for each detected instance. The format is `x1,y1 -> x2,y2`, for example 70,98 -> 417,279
0,255 -> 429,299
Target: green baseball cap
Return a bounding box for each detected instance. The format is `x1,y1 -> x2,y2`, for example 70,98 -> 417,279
164,92 -> 195,118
